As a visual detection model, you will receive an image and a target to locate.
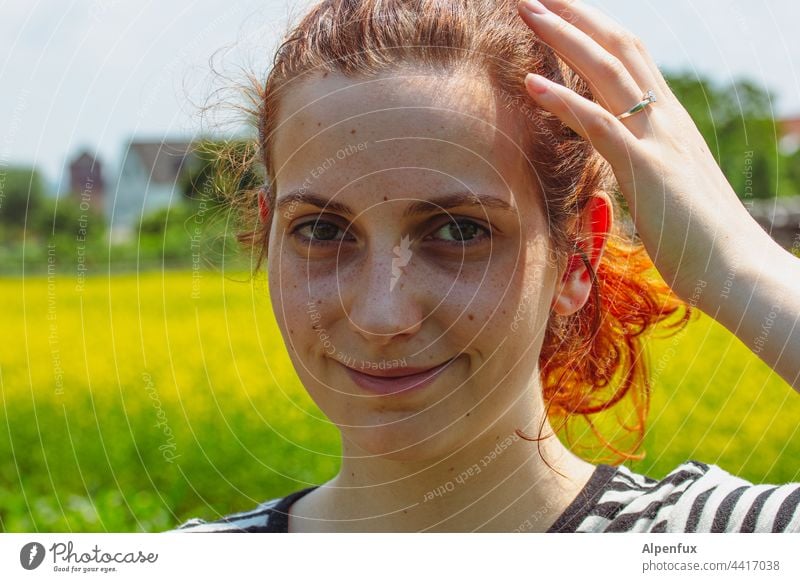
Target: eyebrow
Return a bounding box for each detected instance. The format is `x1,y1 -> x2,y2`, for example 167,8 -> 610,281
275,190 -> 516,218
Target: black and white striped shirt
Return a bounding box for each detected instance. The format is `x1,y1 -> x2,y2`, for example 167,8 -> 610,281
170,460 -> 800,533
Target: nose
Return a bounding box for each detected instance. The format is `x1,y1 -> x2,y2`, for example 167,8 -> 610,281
345,238 -> 424,346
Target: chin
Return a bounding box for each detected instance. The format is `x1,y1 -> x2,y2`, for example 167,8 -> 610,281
342,413 -> 465,464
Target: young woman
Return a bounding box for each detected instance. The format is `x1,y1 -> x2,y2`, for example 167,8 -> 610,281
173,0 -> 800,532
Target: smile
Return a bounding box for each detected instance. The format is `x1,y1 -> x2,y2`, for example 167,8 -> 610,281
341,356 -> 458,396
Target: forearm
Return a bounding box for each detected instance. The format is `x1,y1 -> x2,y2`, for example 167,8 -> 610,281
699,231 -> 800,391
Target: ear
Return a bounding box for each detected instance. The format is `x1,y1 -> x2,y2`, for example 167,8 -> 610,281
258,187 -> 270,225
550,192 -> 613,316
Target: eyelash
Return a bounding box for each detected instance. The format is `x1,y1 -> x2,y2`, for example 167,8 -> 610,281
291,217 -> 492,248
292,219 -> 355,247
425,218 -> 492,247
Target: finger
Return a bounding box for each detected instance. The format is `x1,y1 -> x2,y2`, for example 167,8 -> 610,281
517,0 -> 653,137
538,0 -> 671,100
524,73 -> 639,179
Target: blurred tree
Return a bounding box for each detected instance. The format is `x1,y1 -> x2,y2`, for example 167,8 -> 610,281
135,198 -> 237,267
780,149 -> 800,197
32,195 -> 106,242
0,167 -> 45,236
665,73 -> 789,199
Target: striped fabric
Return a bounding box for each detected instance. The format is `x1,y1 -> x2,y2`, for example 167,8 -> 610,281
549,460 -> 800,533
170,485 -> 317,533
169,460 -> 800,533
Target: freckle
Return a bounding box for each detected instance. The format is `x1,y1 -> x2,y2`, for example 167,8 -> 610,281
317,299 -> 322,304
468,313 -> 474,321
323,72 -> 328,78
317,122 -> 321,127
466,412 -> 470,417
383,196 -> 388,201
449,467 -> 454,471
350,129 -> 356,134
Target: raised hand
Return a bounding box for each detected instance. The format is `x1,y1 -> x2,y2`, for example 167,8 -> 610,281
516,0 -> 800,389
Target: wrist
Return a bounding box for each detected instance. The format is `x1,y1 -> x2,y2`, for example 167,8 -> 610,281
690,224 -> 784,316
708,231 -> 797,337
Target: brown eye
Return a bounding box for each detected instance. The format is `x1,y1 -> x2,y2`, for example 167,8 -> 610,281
428,218 -> 490,246
292,219 -> 354,246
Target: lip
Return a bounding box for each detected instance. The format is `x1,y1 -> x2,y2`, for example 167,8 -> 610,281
342,356 -> 458,396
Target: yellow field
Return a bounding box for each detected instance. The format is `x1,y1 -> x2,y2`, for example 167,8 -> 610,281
1,271 -> 798,532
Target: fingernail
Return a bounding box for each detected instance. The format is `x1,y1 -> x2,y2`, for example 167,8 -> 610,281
519,0 -> 548,15
525,73 -> 548,95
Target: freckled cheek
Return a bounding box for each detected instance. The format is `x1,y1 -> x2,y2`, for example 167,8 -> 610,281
453,289 -> 514,339
482,265 -> 547,331
427,262 -> 520,333
269,242 -> 341,292
268,258 -> 343,345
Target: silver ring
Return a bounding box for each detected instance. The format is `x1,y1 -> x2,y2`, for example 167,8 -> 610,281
615,89 -> 657,120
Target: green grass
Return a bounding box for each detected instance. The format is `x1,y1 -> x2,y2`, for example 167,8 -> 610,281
1,271 -> 798,532
629,312 -> 800,483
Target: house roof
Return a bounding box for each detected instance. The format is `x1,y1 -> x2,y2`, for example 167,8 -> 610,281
128,140 -> 196,184
780,117 -> 800,137
70,151 -> 97,168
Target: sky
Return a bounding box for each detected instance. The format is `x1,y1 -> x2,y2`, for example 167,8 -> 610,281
1,0 -> 799,193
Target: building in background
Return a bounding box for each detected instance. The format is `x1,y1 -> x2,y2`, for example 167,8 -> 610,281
779,117 -> 800,156
68,150 -> 106,215
109,140 -> 196,242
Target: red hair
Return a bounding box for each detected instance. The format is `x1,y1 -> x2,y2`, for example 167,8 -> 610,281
219,0 -> 693,464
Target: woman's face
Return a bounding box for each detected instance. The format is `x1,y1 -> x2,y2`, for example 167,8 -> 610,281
268,68 -> 565,463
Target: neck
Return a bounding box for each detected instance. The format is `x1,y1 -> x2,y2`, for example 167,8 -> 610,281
292,408 -> 597,532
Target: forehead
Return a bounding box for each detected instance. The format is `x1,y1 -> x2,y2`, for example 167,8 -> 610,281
271,67 -> 535,205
